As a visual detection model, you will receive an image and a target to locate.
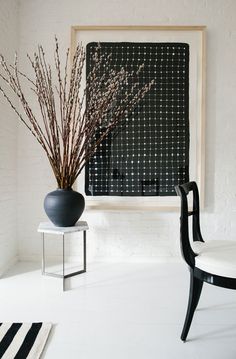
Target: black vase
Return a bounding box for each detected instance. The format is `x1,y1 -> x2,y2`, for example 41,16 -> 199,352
44,188 -> 85,227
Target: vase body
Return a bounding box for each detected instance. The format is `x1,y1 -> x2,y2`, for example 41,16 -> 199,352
44,188 -> 85,227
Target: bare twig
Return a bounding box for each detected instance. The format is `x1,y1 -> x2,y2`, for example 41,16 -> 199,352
0,40 -> 154,188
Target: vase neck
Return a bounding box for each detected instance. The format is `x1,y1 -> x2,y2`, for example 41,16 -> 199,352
57,187 -> 73,191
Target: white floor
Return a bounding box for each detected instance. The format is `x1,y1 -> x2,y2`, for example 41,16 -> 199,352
1,262 -> 236,359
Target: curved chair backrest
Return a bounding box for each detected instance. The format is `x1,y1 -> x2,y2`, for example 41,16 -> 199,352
175,181 -> 204,268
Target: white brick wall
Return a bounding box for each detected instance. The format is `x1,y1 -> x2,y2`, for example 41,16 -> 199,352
0,0 -> 19,273
10,0 -> 236,262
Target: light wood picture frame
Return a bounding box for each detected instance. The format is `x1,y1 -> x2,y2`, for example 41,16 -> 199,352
71,25 -> 206,211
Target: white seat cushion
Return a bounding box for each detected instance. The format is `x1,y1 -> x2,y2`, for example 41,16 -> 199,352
191,240 -> 236,278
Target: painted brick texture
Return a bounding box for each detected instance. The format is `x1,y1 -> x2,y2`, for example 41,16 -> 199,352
4,0 -> 236,263
0,0 -> 19,272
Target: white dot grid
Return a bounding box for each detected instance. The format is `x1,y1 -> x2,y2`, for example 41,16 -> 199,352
85,42 -> 190,196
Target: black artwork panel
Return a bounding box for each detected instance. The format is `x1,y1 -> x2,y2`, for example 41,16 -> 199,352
85,42 -> 189,196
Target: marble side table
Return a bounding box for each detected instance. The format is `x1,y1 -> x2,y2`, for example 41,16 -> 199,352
38,221 -> 89,291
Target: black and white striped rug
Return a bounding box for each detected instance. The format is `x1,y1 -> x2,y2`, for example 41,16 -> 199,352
0,323 -> 52,358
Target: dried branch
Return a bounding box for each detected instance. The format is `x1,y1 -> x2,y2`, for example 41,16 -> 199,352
0,39 -> 154,189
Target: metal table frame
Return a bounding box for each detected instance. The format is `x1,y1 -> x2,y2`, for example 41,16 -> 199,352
38,221 -> 88,291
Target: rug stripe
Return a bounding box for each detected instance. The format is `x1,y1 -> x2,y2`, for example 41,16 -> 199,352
2,323 -> 32,359
0,323 -> 22,357
0,323 -> 13,342
27,323 -> 52,359
14,323 -> 43,359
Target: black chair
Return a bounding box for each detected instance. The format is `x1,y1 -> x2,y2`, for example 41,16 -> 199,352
175,181 -> 236,341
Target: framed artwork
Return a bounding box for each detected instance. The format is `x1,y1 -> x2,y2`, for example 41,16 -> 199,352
71,26 -> 206,210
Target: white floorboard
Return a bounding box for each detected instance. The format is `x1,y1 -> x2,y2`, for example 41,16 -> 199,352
1,262 -> 236,358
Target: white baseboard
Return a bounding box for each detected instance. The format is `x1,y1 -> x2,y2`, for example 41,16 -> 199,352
18,254 -> 182,264
0,255 -> 19,277
93,256 -> 182,263
19,255 -> 84,263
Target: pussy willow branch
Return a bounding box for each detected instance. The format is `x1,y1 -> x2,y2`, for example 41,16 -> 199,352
0,38 -> 154,189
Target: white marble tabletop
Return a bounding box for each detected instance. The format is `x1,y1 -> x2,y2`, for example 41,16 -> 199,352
38,221 -> 89,235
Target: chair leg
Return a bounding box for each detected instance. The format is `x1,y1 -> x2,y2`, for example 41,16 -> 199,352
181,270 -> 203,342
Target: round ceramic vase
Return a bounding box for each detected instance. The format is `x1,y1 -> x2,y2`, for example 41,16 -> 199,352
44,188 -> 85,227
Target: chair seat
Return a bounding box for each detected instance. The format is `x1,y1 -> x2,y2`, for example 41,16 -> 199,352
192,240 -> 236,278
